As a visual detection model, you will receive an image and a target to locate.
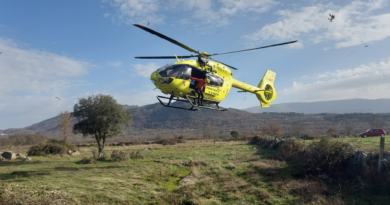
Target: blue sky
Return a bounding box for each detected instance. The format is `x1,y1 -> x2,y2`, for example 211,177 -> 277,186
1,0 -> 390,129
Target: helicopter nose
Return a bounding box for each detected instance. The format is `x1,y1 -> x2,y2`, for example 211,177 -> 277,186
150,70 -> 158,84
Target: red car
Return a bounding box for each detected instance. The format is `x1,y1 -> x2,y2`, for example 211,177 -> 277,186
359,129 -> 386,138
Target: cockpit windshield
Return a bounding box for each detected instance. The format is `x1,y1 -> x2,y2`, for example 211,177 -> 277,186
159,64 -> 191,80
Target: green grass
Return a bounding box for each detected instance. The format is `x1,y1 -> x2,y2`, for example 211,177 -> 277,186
3,137 -> 389,204
306,135 -> 390,152
0,142 -> 307,204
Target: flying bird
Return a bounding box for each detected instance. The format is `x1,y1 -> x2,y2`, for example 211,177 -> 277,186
55,97 -> 61,100
328,13 -> 335,22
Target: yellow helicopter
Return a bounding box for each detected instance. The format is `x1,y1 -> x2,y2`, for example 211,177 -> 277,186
134,24 -> 297,111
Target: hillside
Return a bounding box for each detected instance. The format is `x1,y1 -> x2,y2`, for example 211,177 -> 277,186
244,98 -> 390,114
1,101 -> 390,139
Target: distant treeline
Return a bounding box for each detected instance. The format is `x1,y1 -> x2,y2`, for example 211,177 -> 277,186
0,134 -> 49,146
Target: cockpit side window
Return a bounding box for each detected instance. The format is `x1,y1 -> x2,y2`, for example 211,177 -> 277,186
206,74 -> 224,87
176,66 -> 191,80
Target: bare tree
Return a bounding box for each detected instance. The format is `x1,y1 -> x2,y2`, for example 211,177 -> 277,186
57,111 -> 73,141
370,115 -> 385,128
261,122 -> 283,141
291,121 -> 304,139
344,124 -> 354,137
202,126 -> 215,139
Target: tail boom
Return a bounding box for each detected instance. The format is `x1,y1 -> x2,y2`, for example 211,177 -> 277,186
232,70 -> 277,107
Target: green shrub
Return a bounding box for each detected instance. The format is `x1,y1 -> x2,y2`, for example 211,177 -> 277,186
27,139 -> 77,156
0,134 -> 49,146
277,137 -> 354,177
130,151 -> 144,159
154,137 -> 185,145
111,150 -> 130,162
79,157 -> 96,164
230,130 -> 240,139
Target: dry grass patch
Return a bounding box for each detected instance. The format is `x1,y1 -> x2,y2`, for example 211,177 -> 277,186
250,159 -> 286,169
290,180 -> 334,204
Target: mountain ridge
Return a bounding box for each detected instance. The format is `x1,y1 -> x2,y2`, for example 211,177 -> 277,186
244,98 -> 390,114
1,99 -> 390,138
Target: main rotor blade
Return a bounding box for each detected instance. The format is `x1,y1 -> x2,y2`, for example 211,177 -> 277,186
209,57 -> 238,70
134,24 -> 200,54
209,40 -> 298,56
135,55 -> 198,59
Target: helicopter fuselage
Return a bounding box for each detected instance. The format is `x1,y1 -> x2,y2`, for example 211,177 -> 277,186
150,59 -> 233,103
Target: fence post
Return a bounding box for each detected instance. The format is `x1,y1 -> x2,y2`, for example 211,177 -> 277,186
378,135 -> 385,173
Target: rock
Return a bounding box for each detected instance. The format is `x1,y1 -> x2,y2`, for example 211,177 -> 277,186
2,151 -> 16,160
354,151 -> 368,172
70,151 -> 81,156
383,152 -> 390,161
0,156 -> 5,161
268,139 -> 284,149
179,176 -> 197,186
16,153 -> 26,158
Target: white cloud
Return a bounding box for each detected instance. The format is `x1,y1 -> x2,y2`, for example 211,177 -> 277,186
219,0 -> 278,15
107,61 -> 122,67
244,0 -> 390,49
133,63 -> 160,77
176,0 -> 277,27
282,57 -> 390,102
104,0 -> 163,25
0,38 -> 90,95
103,13 -> 110,18
0,38 -> 91,129
112,90 -> 162,106
104,0 -> 277,27
0,94 -> 74,129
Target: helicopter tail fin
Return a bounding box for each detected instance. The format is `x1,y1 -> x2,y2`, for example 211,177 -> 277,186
255,70 -> 277,107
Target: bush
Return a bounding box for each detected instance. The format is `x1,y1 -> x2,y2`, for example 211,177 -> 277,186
130,151 -> 144,159
0,134 -> 49,146
154,137 -> 185,145
27,139 -> 77,156
125,139 -> 142,145
111,150 -> 130,162
79,157 -> 96,164
230,130 -> 240,139
278,138 -> 304,160
277,137 -> 354,177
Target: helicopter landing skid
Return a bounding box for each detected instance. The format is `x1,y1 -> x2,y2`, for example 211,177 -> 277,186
185,95 -> 228,111
156,95 -> 227,111
156,95 -> 198,111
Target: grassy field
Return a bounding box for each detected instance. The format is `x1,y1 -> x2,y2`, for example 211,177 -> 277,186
306,135 -> 390,153
0,140 -> 317,204
1,137 -> 389,204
